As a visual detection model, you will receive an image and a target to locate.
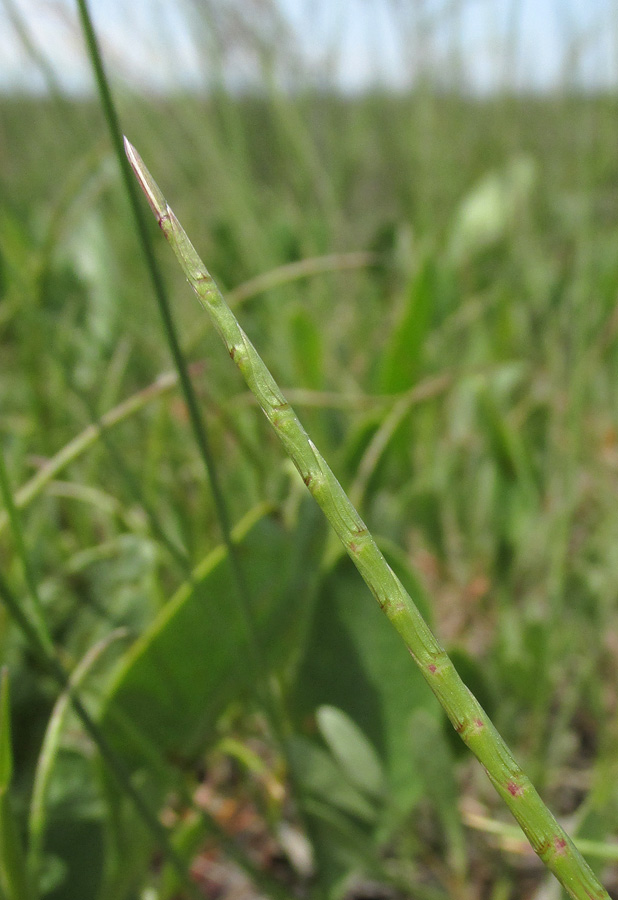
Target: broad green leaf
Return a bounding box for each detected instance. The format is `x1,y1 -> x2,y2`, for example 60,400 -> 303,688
316,705 -> 386,800
100,504 -> 321,770
95,504 -> 323,900
291,543 -> 434,830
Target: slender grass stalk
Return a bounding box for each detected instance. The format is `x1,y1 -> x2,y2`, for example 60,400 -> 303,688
75,4 -> 296,793
74,0 -> 236,529
227,251 -> 379,306
125,138 -> 609,900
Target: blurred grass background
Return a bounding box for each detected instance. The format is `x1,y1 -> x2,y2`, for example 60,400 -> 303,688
3,2 -> 618,899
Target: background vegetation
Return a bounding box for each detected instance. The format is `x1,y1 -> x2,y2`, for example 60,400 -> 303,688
2,2 -> 618,898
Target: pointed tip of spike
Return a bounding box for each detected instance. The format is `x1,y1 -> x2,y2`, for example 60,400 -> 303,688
123,136 -> 167,222
123,136 -> 146,190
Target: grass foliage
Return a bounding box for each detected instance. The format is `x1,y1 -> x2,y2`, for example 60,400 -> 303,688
2,8 -> 618,898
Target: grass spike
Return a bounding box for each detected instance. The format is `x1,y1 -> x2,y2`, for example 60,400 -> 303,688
125,137 -> 609,900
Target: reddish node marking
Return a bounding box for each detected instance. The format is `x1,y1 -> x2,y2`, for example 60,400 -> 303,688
506,780 -> 523,797
553,836 -> 567,856
349,541 -> 358,554
427,663 -> 437,674
474,718 -> 485,730
157,210 -> 171,228
303,474 -> 312,487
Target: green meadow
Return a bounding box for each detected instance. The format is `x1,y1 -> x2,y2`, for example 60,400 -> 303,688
2,14 -> 618,899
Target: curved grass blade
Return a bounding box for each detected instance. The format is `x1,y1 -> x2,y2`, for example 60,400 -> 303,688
0,367 -> 183,535
124,137 -> 609,900
27,629 -> 129,881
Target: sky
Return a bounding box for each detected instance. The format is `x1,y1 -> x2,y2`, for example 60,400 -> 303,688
0,0 -> 617,96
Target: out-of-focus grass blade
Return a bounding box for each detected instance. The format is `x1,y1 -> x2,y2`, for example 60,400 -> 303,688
0,668 -> 35,900
28,630 -> 129,881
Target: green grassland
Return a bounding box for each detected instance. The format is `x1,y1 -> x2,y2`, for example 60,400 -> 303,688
2,83 -> 618,899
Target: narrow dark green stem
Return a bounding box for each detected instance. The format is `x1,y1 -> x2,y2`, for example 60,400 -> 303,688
74,0 -> 218,530
74,0 -> 276,720
72,11 -> 324,888
0,570 -> 204,900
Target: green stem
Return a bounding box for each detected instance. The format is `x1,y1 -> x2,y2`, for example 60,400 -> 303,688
124,138 -> 609,900
75,0 -> 288,767
74,0 -> 233,554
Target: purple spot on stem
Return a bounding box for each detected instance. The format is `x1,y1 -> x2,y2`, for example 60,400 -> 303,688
553,837 -> 567,856
428,663 -> 437,674
506,780 -> 523,797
